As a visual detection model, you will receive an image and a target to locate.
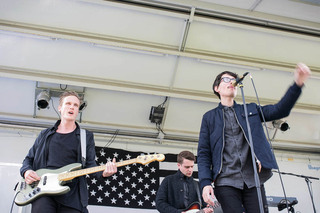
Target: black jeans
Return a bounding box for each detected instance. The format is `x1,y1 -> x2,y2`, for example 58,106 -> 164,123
215,184 -> 269,213
31,196 -> 82,213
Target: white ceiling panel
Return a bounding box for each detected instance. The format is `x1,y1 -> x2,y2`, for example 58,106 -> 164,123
0,0 -> 319,153
187,20 -> 320,66
0,0 -> 187,46
256,0 -> 320,23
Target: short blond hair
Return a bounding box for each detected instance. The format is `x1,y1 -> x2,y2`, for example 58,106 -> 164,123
59,91 -> 81,106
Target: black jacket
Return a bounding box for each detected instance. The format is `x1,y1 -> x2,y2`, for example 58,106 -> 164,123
20,120 -> 101,211
198,83 -> 302,189
156,170 -> 203,213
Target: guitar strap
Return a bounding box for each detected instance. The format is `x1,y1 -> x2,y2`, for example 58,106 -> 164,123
80,128 -> 86,168
194,180 -> 202,207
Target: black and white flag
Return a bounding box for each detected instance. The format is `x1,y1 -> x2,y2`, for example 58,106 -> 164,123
86,147 -> 198,211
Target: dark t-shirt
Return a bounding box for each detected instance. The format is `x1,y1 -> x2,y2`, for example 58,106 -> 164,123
47,129 -> 82,211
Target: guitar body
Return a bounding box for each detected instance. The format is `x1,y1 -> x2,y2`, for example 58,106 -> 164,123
184,202 -> 204,213
15,163 -> 82,206
184,198 -> 221,213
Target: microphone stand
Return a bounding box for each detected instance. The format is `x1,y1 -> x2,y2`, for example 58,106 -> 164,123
238,81 -> 264,213
273,170 -> 319,213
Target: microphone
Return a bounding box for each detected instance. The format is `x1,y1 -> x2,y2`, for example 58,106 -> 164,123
232,72 -> 249,87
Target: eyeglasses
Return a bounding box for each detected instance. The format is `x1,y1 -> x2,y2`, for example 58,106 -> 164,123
220,77 -> 236,83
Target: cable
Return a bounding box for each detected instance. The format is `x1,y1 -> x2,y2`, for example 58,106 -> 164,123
158,96 -> 168,108
10,190 -> 19,213
101,129 -> 119,150
249,73 -> 290,213
51,98 -> 61,119
60,84 -> 68,90
156,123 -> 166,136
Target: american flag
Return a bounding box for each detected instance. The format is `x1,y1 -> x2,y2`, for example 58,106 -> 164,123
86,147 -> 199,209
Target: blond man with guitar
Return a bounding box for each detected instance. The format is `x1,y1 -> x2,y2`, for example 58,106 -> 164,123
19,91 -> 117,213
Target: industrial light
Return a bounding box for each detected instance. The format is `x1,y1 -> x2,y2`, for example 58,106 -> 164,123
36,90 -> 51,109
79,101 -> 87,112
149,106 -> 165,124
273,120 -> 290,132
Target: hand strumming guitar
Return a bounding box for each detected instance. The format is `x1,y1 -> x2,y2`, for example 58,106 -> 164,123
24,170 -> 41,185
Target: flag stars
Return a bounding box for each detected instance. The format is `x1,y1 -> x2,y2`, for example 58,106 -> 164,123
100,150 -> 106,156
138,200 -> 144,206
131,194 -> 137,200
111,186 -> 117,192
104,191 -> 110,197
89,149 -> 161,209
118,181 -> 124,187
97,197 -> 103,203
118,192 -> 124,198
90,190 -> 96,196
144,172 -> 150,178
97,185 -> 104,191
144,195 -> 150,201
91,178 -> 97,184
144,183 -> 150,189
131,182 -> 137,188
151,178 -> 156,184
138,177 -> 143,183
111,198 -> 117,204
124,187 -> 130,193
113,152 -> 119,158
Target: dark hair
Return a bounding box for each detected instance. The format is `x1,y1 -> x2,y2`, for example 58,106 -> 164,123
177,151 -> 196,164
212,71 -> 238,99
59,91 -> 81,106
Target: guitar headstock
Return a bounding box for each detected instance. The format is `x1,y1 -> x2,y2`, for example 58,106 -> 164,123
136,153 -> 165,165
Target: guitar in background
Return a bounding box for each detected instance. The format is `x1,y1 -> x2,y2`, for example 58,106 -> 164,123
184,196 -> 220,213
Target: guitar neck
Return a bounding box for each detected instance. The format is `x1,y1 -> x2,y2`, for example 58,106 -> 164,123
58,158 -> 138,181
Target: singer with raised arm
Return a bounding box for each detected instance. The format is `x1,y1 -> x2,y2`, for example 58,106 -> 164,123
19,91 -> 117,213
197,63 -> 311,213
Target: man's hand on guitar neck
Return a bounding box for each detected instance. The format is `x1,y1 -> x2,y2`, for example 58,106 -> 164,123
102,158 -> 117,177
24,170 -> 41,184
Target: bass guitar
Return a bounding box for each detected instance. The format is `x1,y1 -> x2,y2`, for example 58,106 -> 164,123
15,153 -> 165,206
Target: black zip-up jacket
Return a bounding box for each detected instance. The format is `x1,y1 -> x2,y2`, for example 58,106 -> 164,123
20,120 -> 101,211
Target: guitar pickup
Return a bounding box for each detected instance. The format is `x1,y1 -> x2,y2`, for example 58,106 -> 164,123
43,176 -> 47,185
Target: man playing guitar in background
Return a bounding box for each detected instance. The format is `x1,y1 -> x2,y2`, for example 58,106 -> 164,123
156,150 -> 214,213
